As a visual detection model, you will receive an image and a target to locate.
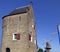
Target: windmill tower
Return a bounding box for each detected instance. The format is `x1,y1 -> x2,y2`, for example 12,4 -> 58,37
45,41 -> 51,52
2,2 -> 37,52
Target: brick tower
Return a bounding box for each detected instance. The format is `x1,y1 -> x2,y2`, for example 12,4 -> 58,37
2,2 -> 37,52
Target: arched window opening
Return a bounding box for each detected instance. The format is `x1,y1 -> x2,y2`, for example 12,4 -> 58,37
6,48 -> 10,52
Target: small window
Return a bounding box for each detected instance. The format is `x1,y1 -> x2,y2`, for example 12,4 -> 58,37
32,24 -> 35,29
28,33 -> 32,42
32,25 -> 34,28
29,34 -> 31,41
13,33 -> 20,40
6,48 -> 10,52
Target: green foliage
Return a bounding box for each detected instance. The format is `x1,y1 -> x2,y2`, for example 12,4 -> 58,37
38,48 -> 43,52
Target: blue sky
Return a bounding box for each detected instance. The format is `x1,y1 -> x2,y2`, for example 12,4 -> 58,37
0,0 -> 60,52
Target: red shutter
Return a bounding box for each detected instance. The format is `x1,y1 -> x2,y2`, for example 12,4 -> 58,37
16,33 -> 20,40
28,33 -> 31,41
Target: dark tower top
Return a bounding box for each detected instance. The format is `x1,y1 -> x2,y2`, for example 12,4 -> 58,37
2,6 -> 30,19
10,7 -> 29,15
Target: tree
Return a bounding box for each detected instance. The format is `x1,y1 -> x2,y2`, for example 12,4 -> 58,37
38,48 -> 43,52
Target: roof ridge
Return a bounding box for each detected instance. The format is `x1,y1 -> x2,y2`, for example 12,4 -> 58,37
16,5 -> 29,9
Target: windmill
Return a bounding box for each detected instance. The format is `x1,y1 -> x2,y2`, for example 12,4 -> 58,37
43,39 -> 52,52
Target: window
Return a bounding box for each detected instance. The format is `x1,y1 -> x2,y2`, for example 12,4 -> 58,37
32,25 -> 34,28
28,33 -> 32,42
13,33 -> 20,40
29,34 -> 31,41
6,48 -> 10,52
32,24 -> 35,29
